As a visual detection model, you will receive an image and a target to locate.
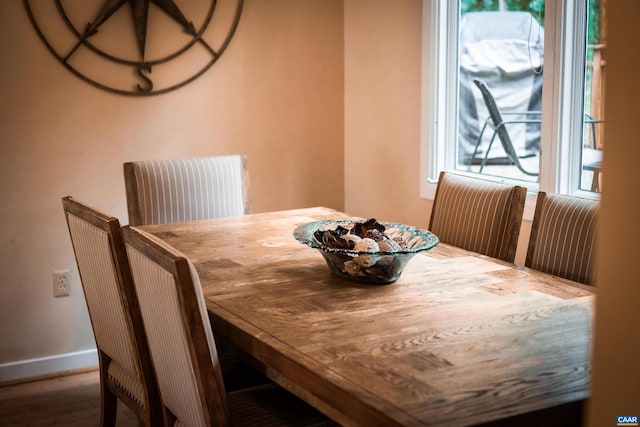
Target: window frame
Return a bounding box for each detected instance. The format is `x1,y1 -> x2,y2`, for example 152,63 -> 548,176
420,0 -> 600,217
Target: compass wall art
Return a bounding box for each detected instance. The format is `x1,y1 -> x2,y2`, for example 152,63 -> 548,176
24,0 -> 244,96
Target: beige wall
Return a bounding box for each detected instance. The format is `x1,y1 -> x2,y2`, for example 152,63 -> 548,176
0,0 -> 344,365
344,0 -> 432,229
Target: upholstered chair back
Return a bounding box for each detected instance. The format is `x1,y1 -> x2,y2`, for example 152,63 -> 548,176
123,155 -> 250,226
124,227 -> 228,426
429,171 -> 527,262
526,192 -> 599,285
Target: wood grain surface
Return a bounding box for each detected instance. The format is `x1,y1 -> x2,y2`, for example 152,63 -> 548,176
139,207 -> 594,426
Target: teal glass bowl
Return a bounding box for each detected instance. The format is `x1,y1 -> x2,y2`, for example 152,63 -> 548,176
293,219 -> 439,285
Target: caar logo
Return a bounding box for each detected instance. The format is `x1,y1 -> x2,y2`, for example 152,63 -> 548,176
617,415 -> 639,426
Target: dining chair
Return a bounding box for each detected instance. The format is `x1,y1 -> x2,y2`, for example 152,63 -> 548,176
122,225 -> 336,426
61,196 -> 163,427
124,154 -> 270,392
429,171 -> 527,263
123,155 -> 251,226
526,192 -> 599,285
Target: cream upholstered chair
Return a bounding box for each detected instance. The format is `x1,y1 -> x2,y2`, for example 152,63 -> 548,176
526,192 -> 599,285
61,196 -> 163,426
124,154 -> 268,392
123,155 -> 251,226
429,171 -> 527,263
122,226 -> 335,427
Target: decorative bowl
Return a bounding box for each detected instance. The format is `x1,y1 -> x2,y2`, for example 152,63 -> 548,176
293,219 -> 439,285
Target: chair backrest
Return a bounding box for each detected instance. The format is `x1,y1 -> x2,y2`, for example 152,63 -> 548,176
429,171 -> 526,262
473,78 -> 523,164
123,225 -> 229,426
61,196 -> 161,422
526,192 -> 599,285
123,155 -> 251,226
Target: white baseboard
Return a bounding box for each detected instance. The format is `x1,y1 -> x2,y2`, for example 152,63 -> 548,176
0,349 -> 98,383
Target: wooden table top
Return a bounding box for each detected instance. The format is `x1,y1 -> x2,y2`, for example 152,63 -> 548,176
140,207 -> 594,427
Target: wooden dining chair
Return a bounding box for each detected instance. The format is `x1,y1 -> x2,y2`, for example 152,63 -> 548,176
123,155 -> 251,226
61,196 -> 163,427
429,171 -> 527,263
526,192 -> 599,285
122,226 -> 336,427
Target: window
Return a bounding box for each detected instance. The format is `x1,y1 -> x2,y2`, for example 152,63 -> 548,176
420,0 -> 604,204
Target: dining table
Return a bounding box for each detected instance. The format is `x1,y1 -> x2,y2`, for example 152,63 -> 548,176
138,206 -> 594,427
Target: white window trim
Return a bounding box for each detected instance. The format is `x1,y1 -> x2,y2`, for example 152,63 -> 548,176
544,0 -> 590,195
420,0 -> 599,220
419,0 -> 452,201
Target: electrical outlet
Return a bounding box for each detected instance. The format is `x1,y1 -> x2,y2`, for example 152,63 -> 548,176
53,270 -> 70,297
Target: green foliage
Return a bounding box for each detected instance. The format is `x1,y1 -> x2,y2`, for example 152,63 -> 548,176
460,0 -> 544,24
460,0 -> 499,12
460,0 -> 602,41
587,0 -> 601,44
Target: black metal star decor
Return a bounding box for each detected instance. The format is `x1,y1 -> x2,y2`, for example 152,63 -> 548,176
24,0 -> 244,96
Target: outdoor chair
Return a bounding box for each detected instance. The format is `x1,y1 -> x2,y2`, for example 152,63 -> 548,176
62,196 -> 163,426
122,225 -> 336,426
429,171 -> 527,263
469,78 -> 542,177
582,128 -> 604,192
526,191 -> 599,285
582,156 -> 602,192
123,155 -> 251,226
471,78 -> 604,191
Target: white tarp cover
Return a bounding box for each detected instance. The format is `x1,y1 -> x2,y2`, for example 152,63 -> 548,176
458,11 -> 544,164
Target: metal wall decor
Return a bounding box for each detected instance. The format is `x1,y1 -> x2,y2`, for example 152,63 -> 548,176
24,0 -> 244,96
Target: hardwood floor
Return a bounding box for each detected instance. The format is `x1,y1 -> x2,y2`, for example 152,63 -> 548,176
0,369 -> 138,427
